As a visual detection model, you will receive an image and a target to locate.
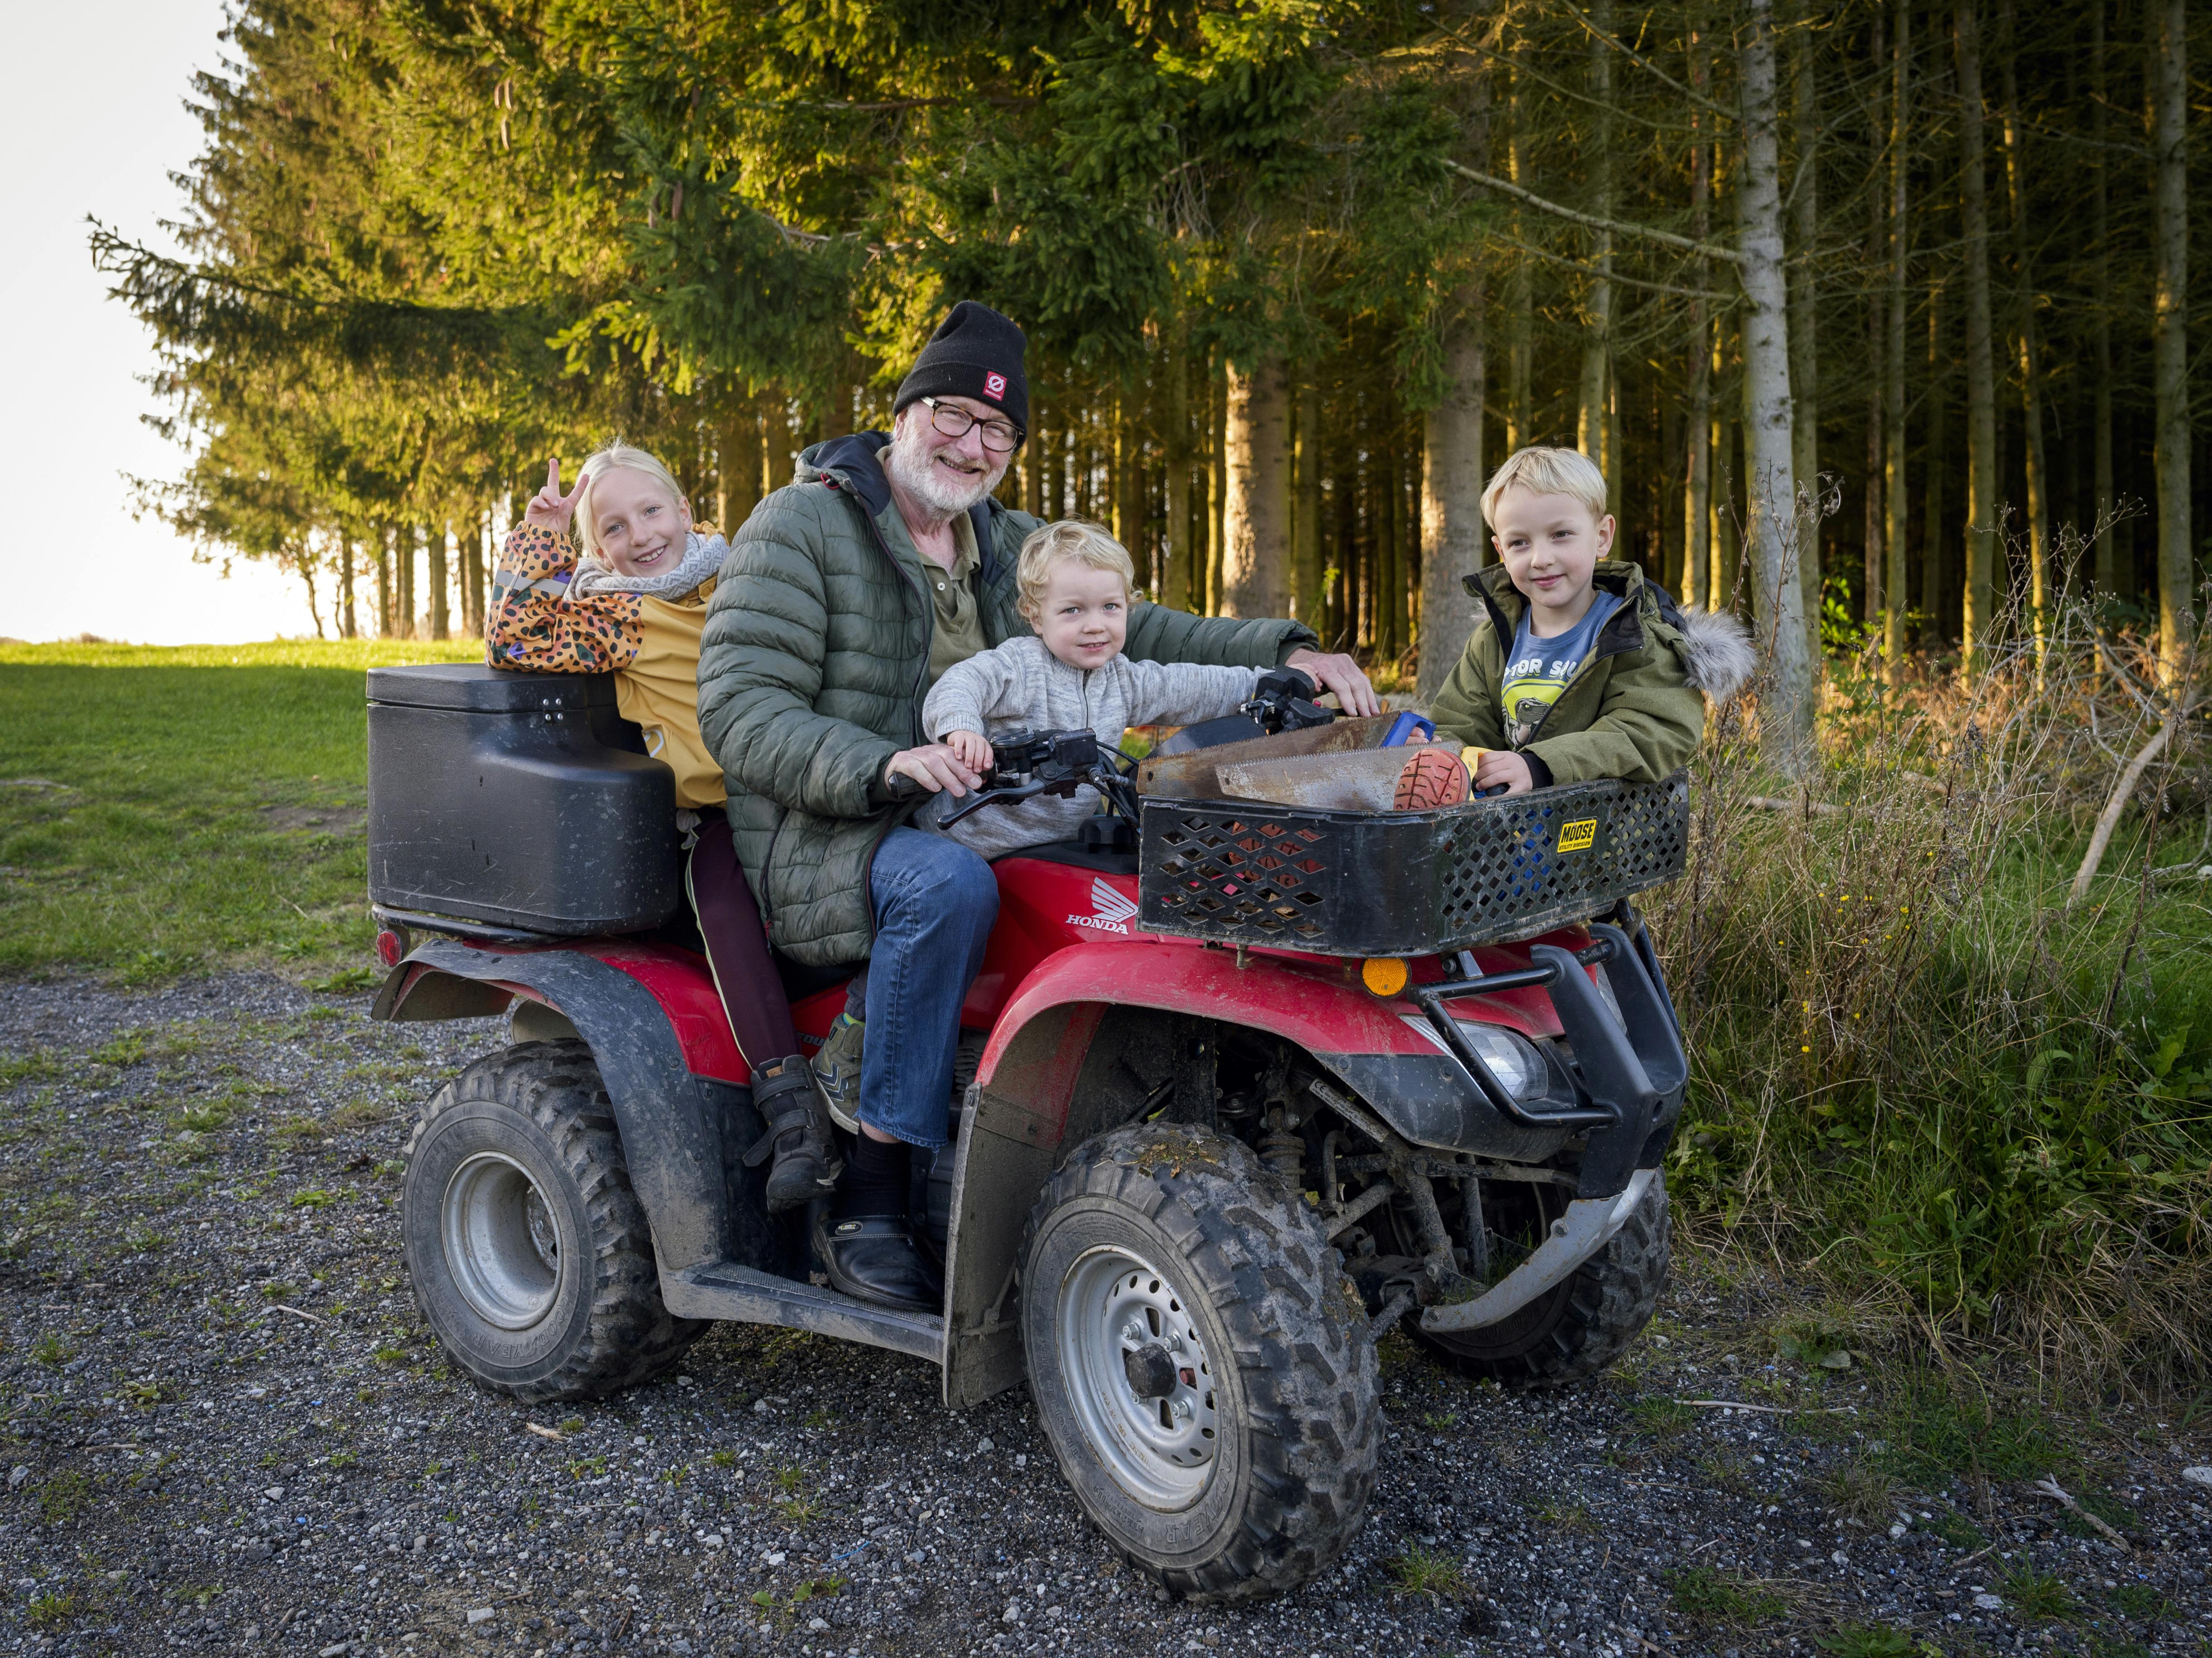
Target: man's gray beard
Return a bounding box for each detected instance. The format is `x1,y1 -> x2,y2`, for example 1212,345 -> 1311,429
885,424 -> 997,519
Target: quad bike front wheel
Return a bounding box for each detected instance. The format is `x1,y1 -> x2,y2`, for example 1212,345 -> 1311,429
1400,1169 -> 1671,1389
401,1039 -> 701,1402
1020,1124 -> 1378,1603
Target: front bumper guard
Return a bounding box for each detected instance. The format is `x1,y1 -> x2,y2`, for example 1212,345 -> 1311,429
1403,915 -> 1685,1334
1419,1168 -> 1655,1333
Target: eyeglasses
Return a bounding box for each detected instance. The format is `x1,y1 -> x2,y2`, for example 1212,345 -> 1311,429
920,397 -> 1022,454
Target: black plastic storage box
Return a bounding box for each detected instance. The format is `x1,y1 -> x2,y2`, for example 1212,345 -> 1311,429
367,664 -> 681,937
1137,772 -> 1690,956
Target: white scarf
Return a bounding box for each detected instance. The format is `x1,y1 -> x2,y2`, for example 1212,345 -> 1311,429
566,530 -> 728,601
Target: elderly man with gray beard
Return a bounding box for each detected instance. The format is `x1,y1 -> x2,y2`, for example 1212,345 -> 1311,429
697,302 -> 1377,1310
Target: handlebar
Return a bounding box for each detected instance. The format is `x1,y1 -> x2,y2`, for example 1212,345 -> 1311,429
889,666 -> 1334,827
936,728 -> 1140,829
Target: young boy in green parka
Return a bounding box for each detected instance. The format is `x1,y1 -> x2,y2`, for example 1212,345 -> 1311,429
1428,446 -> 1753,793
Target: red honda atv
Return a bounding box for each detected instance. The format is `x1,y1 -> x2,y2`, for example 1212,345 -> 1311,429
364,663 -> 1689,1604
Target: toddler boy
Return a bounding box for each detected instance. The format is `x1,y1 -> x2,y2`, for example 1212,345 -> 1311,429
919,521 -> 1264,857
1429,447 -> 1751,793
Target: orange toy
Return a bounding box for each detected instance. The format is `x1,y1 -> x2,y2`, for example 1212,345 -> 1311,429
1392,745 -> 1471,811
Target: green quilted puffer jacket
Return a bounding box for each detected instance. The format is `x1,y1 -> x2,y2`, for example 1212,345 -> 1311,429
696,433 -> 1316,965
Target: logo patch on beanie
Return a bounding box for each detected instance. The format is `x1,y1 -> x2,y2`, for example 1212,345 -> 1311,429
984,371 -> 1007,400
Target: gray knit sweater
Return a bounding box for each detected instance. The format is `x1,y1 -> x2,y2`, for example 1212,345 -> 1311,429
920,635 -> 1259,857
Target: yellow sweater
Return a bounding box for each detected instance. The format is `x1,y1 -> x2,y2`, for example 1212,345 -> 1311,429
485,524 -> 725,809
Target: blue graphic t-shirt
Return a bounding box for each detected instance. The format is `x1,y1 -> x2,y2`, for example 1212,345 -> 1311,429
1499,592 -> 1624,743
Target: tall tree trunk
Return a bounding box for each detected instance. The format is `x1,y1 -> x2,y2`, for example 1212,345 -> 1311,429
1996,2 -> 2052,666
1507,37 -> 1535,452
1163,338 -> 1191,613
398,524 -> 418,640
1334,411 -> 1360,651
1294,374 -> 1324,627
1735,0 -> 1812,766
1222,357 -> 1291,617
1043,396 -> 1065,521
478,511 -> 494,634
2150,0 -> 2194,684
1420,302 -> 1487,696
1713,349 -> 1737,610
427,523 -> 450,641
1923,287 -> 1950,643
298,547 -> 324,640
458,517 -> 481,637
1790,1 -> 1821,662
1864,5 -> 1888,630
717,396 -> 761,532
340,537 -> 357,640
1955,1 -> 2000,673
2092,0 -> 2117,601
375,525 -> 394,640
1577,0 -> 1615,469
1023,396 -> 1046,518
1884,0 -> 1912,669
820,360 -> 852,444
1865,355 -> 1884,625
1684,18 -> 1713,610
1209,353 -> 1228,614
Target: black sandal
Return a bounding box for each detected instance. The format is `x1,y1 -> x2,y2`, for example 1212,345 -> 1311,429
743,1057 -> 843,1215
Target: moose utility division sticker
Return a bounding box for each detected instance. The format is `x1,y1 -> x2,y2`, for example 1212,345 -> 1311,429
1557,818 -> 1599,853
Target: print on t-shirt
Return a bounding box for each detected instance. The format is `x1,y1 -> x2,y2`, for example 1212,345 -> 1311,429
1499,592 -> 1624,746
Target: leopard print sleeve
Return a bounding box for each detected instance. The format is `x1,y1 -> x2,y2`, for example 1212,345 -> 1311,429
484,524 -> 644,673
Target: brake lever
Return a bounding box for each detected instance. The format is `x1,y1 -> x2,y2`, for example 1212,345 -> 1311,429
936,777 -> 1054,827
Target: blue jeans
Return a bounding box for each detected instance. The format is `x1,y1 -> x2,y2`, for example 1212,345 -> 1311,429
860,828 -> 999,1149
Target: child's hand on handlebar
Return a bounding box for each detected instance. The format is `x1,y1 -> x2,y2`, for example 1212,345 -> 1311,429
884,744 -> 984,798
941,730 -> 994,774
1472,749 -> 1535,795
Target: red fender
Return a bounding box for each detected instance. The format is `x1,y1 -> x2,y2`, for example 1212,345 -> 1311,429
377,939 -> 747,1085
975,937 -> 1565,1102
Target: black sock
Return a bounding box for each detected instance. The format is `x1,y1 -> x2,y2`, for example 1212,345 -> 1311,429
834,1133 -> 910,1220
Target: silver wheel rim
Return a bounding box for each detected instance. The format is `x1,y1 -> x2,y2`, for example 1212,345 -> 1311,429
441,1151 -> 562,1330
1056,1246 -> 1219,1511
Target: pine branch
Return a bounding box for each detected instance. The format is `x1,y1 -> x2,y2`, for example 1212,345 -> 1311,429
1479,228 -> 1738,301
1561,6 -> 1742,125
1438,161 -> 1748,266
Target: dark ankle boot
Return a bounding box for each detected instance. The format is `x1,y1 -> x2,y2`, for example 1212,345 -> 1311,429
743,1057 -> 843,1215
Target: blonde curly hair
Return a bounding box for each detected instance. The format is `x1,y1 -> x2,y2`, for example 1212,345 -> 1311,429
1015,519 -> 1139,620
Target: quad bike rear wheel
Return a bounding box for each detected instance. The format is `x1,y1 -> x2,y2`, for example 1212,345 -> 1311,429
1020,1124 -> 1378,1603
401,1039 -> 701,1401
1401,1169 -> 1671,1389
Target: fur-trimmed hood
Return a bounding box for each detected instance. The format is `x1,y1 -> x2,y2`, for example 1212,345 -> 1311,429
1670,600 -> 1756,701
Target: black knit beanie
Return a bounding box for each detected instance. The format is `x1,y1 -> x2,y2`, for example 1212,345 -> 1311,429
892,301 -> 1029,435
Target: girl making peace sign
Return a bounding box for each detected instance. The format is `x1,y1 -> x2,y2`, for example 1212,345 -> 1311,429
485,442 -> 845,1214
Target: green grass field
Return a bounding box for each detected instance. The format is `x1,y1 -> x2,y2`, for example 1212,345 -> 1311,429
0,639 -> 480,980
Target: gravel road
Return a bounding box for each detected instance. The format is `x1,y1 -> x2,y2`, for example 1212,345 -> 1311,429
1,973 -> 2207,1658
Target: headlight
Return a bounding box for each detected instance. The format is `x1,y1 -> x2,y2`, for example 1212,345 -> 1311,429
1403,1016 -> 1549,1101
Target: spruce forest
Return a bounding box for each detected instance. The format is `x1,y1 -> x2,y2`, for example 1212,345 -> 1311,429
103,1 -> 2212,1375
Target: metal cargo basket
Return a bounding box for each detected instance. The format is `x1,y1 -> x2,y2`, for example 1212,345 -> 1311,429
1137,771 -> 1690,956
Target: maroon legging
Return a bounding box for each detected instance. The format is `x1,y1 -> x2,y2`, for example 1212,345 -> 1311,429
686,813 -> 801,1069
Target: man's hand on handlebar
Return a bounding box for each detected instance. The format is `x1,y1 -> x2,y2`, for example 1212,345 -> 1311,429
940,730 -> 994,774
884,744 -> 984,798
1284,648 -> 1382,718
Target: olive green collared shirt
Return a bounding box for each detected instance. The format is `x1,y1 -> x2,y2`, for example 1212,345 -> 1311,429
922,512 -> 989,688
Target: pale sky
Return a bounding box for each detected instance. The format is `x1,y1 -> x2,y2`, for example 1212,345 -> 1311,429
0,0 -> 315,644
